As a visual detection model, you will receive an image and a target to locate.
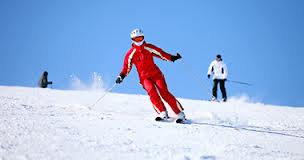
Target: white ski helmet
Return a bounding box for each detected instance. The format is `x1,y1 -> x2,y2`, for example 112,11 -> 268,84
130,28 -> 144,39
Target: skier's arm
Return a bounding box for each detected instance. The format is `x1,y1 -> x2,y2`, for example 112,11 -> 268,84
207,61 -> 214,75
223,63 -> 228,79
144,44 -> 173,61
117,49 -> 135,83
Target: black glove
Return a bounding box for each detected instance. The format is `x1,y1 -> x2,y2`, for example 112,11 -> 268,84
115,74 -> 125,84
116,76 -> 123,84
207,74 -> 211,79
171,53 -> 182,62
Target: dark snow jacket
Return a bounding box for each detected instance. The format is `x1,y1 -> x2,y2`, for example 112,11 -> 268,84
39,72 -> 53,88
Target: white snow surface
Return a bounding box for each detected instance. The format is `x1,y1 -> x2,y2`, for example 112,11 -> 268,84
0,86 -> 303,160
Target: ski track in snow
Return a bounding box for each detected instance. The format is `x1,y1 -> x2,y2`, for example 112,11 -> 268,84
0,86 -> 303,160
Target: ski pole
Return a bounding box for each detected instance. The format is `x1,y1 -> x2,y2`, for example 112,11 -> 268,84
89,83 -> 117,109
227,80 -> 252,86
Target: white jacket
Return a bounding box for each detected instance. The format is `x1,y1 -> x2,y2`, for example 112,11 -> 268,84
207,60 -> 228,80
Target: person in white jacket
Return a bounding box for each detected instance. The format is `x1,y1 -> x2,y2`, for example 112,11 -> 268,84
207,54 -> 228,102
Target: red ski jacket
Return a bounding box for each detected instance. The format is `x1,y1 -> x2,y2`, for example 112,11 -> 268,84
119,42 -> 174,83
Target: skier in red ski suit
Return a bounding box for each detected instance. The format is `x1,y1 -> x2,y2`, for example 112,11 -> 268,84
116,29 -> 186,122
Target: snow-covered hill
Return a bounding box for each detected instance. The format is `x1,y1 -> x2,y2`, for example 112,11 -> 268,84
0,86 -> 303,160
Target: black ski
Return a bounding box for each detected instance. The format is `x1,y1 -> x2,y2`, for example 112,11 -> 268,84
155,117 -> 164,121
155,117 -> 173,122
176,118 -> 191,124
155,117 -> 191,124
176,118 -> 184,123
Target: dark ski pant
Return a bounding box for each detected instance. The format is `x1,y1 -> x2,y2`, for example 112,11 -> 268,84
212,79 -> 227,100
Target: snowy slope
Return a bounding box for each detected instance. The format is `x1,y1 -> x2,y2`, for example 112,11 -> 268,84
0,86 -> 303,160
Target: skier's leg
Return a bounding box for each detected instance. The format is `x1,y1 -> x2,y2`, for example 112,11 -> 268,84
142,79 -> 166,114
219,80 -> 227,100
212,79 -> 219,99
154,76 -> 184,114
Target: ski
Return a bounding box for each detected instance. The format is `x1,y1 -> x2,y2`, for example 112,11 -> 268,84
176,118 -> 184,123
155,117 -> 165,121
155,117 -> 191,124
155,117 -> 175,122
176,118 -> 191,124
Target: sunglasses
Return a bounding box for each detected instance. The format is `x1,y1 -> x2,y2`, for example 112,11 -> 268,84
132,36 -> 144,42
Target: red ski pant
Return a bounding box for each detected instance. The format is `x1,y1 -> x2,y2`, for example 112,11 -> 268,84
142,75 -> 184,114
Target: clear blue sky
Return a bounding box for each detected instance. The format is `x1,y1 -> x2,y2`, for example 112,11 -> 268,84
0,0 -> 303,107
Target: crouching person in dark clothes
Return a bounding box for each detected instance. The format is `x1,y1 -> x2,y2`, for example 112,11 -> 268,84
39,71 -> 53,88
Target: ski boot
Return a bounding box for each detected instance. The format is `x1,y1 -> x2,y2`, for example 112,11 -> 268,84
175,111 -> 186,123
222,98 -> 227,102
211,97 -> 218,102
155,111 -> 169,121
